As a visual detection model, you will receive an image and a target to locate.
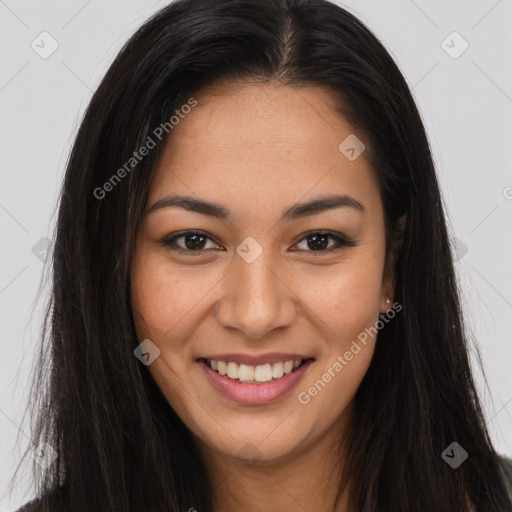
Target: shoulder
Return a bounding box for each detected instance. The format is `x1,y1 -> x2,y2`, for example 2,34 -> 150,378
14,486 -> 66,512
502,455 -> 512,473
14,499 -> 39,512
500,455 -> 512,506
503,455 -> 512,483
14,495 -> 49,512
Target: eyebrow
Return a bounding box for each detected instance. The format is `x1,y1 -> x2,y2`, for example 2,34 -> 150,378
145,193 -> 364,221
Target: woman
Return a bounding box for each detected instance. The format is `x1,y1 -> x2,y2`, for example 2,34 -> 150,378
11,0 -> 512,510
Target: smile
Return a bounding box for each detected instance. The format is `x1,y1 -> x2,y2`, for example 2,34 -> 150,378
198,356 -> 315,404
204,358 -> 305,383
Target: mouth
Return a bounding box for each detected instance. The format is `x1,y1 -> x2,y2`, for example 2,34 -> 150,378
197,356 -> 315,404
200,357 -> 313,384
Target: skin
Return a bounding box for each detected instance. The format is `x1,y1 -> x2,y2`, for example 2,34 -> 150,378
130,80 -> 399,512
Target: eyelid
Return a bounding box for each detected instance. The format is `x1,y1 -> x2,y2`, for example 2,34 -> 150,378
160,229 -> 356,254
160,230 -> 224,254
293,230 -> 356,252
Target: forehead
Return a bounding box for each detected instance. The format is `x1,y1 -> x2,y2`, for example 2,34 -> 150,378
160,81 -> 352,159
147,81 -> 380,220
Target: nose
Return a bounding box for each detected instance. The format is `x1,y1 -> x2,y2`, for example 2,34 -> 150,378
215,253 -> 297,339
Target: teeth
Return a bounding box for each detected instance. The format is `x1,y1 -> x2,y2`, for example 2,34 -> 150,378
283,360 -> 294,374
206,358 -> 305,382
217,361 -> 227,375
254,364 -> 273,382
272,362 -> 284,379
238,364 -> 255,382
227,362 -> 238,379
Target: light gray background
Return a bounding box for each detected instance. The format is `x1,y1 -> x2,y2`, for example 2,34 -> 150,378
1,0 -> 511,509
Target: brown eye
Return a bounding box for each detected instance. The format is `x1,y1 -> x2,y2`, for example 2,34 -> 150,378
160,231 -> 223,253
181,233 -> 208,250
160,230 -> 355,256
293,231 -> 356,253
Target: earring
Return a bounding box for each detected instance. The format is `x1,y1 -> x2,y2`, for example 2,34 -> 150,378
385,297 -> 391,304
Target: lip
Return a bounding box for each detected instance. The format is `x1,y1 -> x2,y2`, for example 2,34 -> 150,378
199,352 -> 312,366
198,358 -> 314,405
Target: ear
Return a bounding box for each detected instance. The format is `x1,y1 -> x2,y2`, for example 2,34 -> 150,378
380,214 -> 406,312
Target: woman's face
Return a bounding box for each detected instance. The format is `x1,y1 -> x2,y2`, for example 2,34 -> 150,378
131,81 -> 394,465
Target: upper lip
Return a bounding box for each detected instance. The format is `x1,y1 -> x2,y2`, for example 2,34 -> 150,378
199,353 -> 314,366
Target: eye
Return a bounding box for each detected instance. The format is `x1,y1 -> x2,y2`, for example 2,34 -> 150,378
160,230 -> 224,254
292,230 -> 356,253
160,230 -> 355,256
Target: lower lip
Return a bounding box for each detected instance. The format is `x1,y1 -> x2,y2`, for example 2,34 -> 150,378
198,359 -> 314,405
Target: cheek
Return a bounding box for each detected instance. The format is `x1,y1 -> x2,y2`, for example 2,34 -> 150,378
298,252 -> 384,338
130,249 -> 221,342
294,256 -> 384,423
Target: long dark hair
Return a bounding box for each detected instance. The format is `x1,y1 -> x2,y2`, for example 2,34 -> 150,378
11,0 -> 511,510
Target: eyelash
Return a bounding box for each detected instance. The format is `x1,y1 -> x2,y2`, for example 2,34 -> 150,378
160,230 -> 356,256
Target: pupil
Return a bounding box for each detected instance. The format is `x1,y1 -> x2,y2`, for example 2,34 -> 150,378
185,234 -> 206,250
309,234 -> 328,250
